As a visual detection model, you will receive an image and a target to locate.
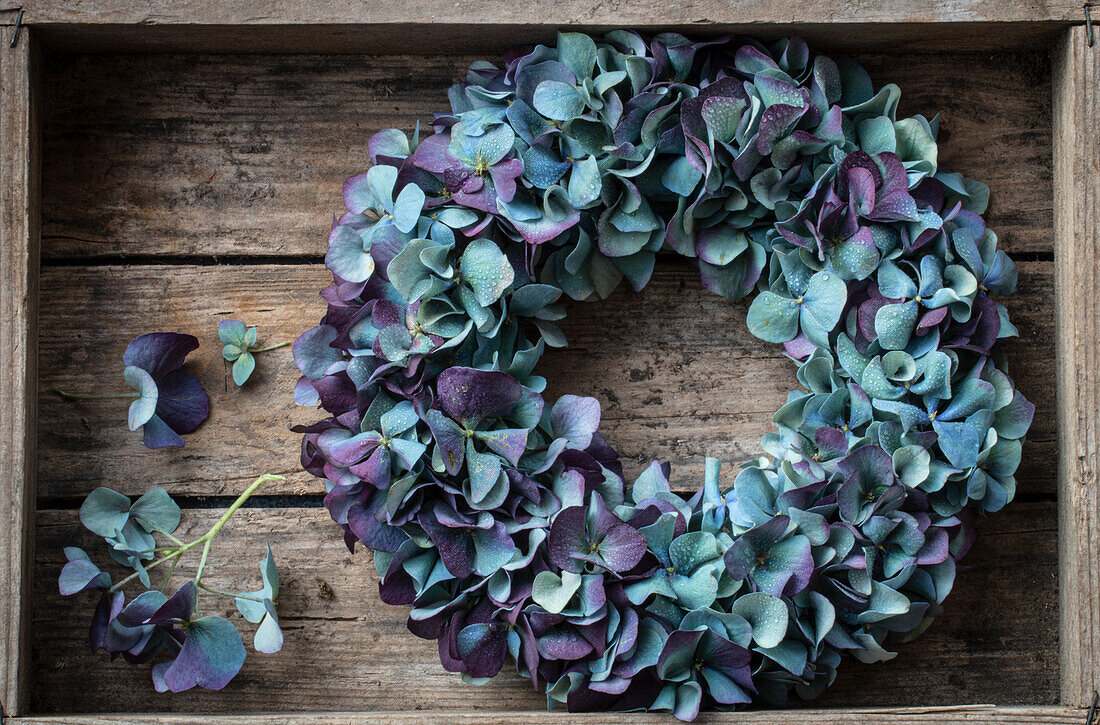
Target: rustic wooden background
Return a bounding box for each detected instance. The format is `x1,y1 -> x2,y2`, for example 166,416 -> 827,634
31,49 -> 1058,713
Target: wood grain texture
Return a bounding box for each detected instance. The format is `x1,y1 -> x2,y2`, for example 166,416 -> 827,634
24,21 -> 1066,719
0,34 -> 40,719
5,706 -> 1087,725
39,51 -> 1053,259
31,501 -> 1058,713
7,1 -> 1083,54
1053,25 -> 1100,708
12,0 -> 1084,25
30,23 -> 1078,55
35,260 -> 1055,500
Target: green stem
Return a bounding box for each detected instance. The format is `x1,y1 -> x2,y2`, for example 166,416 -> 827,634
109,474 -> 284,594
250,341 -> 291,353
194,474 -> 284,585
194,537 -> 215,586
109,542 -> 197,593
160,554 -> 182,593
52,385 -> 139,401
197,582 -> 264,603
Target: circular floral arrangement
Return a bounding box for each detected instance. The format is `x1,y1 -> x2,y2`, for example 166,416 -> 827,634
291,32 -> 1035,719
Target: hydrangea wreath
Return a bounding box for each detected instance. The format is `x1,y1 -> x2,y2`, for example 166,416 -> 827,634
291,32 -> 1035,719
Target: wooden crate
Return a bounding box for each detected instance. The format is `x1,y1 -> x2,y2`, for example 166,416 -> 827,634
0,3 -> 1095,723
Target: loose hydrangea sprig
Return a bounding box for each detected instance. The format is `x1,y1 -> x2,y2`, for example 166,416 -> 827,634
293,32 -> 1035,718
219,320 -> 291,386
59,475 -> 285,691
54,332 -> 210,449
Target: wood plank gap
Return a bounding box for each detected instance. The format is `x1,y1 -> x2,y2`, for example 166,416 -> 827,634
40,254 -> 325,267
36,493 -> 327,511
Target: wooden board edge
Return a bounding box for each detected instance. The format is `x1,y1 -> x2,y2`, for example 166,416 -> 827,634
1053,24 -> 1100,709
0,29 -> 40,719
5,0 -> 1086,28
25,21 -> 1076,55
4,705 -> 1084,724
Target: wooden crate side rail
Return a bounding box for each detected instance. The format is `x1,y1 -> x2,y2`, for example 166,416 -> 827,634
3,704 -> 1087,724
0,0 -> 1087,27
0,14 -> 1088,720
0,29 -> 40,720
1055,23 -> 1100,709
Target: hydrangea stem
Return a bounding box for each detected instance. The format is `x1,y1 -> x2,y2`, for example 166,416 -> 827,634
193,474 -> 283,584
51,385 -> 139,400
107,473 -> 285,594
250,341 -> 291,353
197,582 -> 265,602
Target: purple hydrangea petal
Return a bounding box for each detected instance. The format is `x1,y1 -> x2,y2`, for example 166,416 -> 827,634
162,615 -> 246,692
425,409 -> 467,475
146,581 -> 198,625
152,370 -> 209,435
436,367 -> 522,427
550,395 -> 602,449
141,414 -> 185,449
548,506 -> 587,573
59,557 -> 112,596
456,622 -> 508,677
123,332 -> 199,380
328,431 -> 384,467
475,428 -> 529,466
596,522 -> 648,573
293,325 -> 342,381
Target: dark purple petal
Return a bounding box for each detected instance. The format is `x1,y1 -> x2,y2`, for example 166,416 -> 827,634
872,191 -> 920,222
123,332 -> 199,380
346,493 -> 407,553
162,615 -> 246,691
348,446 -> 392,489
328,431 -> 384,466
538,628 -> 595,660
420,515 -> 474,579
815,426 -> 848,459
847,166 -> 875,215
548,507 -> 588,573
456,622 -> 508,677
436,367 -> 522,426
152,370 -> 209,435
489,158 -> 525,204
116,590 -> 170,627
90,590 -> 125,651
146,581 -> 198,625
424,409 -> 467,475
411,132 -> 452,174
597,522 -> 648,573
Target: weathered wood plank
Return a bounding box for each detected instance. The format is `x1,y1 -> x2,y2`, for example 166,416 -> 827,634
40,51 -> 1053,259
36,261 -> 1055,500
0,33 -> 41,718
31,22 -> 1077,55
9,1 -> 1083,54
13,0 -> 1085,26
1053,25 -> 1100,709
31,501 -> 1058,713
6,705 -> 1087,725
